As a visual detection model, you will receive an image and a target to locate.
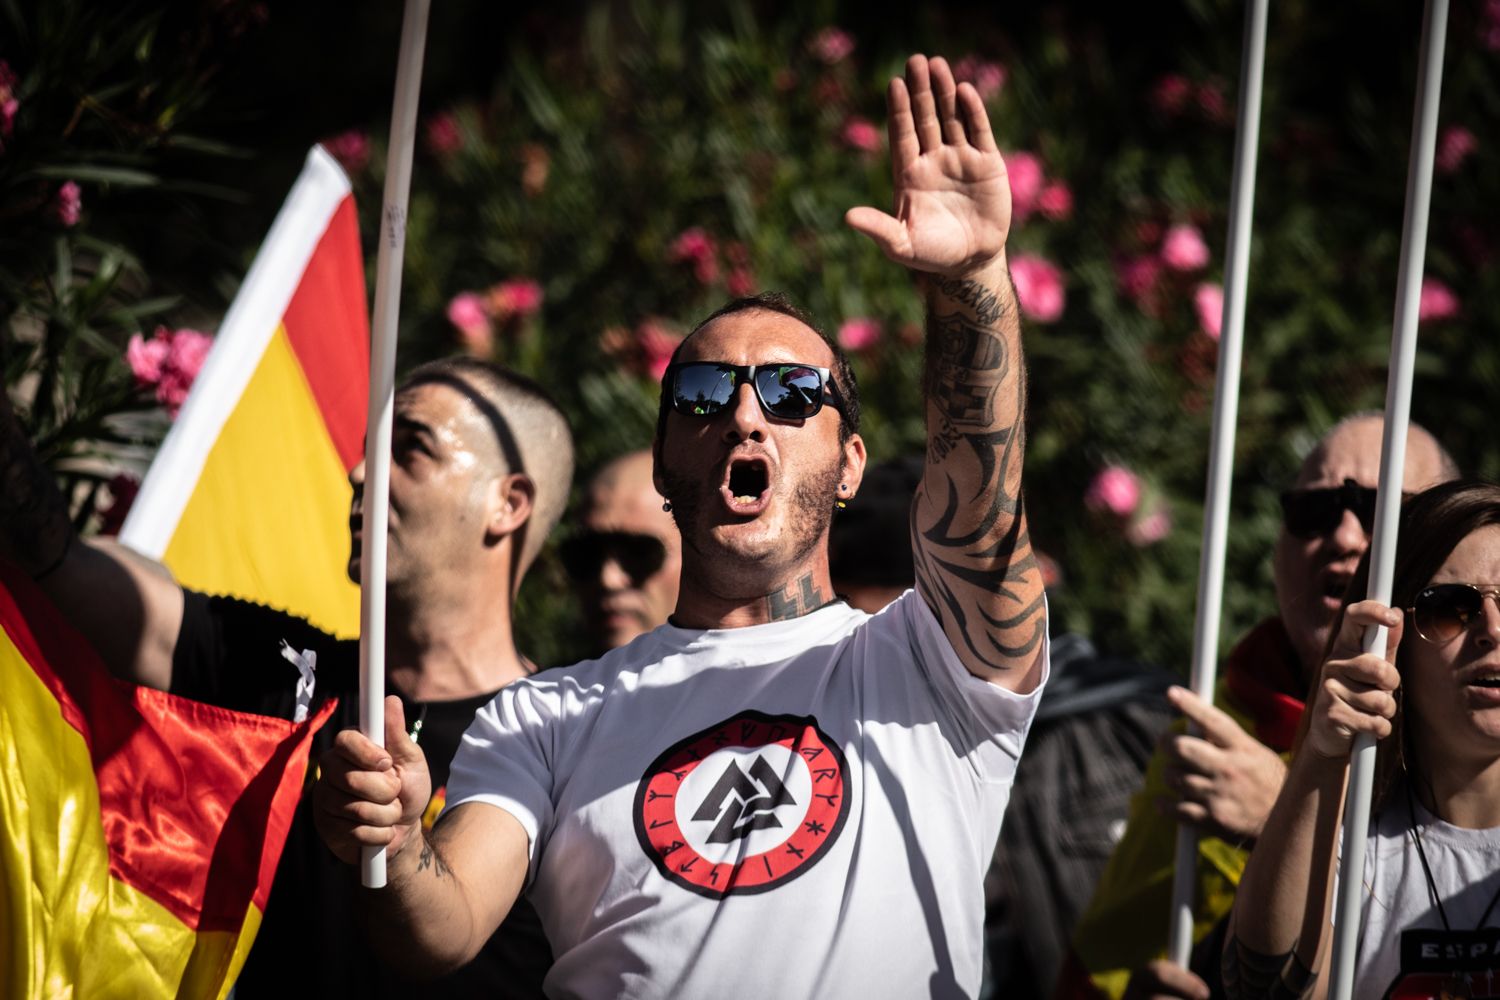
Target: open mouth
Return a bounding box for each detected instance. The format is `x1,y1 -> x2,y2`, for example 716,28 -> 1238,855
722,457 -> 771,514
1469,677 -> 1500,689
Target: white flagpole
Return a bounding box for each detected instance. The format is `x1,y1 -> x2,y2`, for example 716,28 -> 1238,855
1328,0 -> 1447,995
360,0 -> 432,890
1166,0 -> 1269,967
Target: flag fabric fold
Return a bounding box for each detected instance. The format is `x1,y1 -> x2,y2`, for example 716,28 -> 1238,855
0,563 -> 336,999
120,145 -> 370,639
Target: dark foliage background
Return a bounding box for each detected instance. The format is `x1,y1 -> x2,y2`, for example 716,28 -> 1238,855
3,0 -> 1496,670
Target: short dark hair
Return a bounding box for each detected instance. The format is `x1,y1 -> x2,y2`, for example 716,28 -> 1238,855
653,292 -> 862,445
1323,479 -> 1500,812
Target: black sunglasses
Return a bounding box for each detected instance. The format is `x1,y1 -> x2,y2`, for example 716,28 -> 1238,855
1279,478 -> 1381,539
1407,583 -> 1500,644
559,531 -> 667,584
664,361 -> 845,422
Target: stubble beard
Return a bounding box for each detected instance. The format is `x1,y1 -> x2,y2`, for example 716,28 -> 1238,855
660,458 -> 843,582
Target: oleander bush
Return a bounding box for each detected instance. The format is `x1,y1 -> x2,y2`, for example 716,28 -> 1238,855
5,0 -> 1498,671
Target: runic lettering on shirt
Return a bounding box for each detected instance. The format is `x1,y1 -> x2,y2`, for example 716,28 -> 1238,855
799,747 -> 824,762
712,730 -> 729,746
661,840 -> 685,857
805,820 -> 827,836
650,818 -> 672,829
669,768 -> 689,781
786,843 -> 806,859
740,721 -> 757,741
679,858 -> 697,873
762,857 -> 774,878
647,789 -> 672,802
814,768 -> 838,782
815,793 -> 839,807
690,754 -> 797,844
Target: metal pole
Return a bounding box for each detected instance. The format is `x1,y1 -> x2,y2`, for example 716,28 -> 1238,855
360,0 -> 432,890
1328,0 -> 1447,995
1167,0 -> 1269,967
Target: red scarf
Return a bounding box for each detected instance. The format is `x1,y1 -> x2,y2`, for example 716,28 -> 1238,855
1222,617 -> 1306,753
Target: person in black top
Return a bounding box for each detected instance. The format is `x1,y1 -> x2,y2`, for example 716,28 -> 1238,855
0,355 -> 573,998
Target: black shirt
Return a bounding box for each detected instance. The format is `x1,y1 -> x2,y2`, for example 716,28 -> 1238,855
172,590 -> 552,999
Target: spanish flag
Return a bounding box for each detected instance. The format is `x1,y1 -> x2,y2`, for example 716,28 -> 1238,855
0,564 -> 336,998
119,146 -> 369,638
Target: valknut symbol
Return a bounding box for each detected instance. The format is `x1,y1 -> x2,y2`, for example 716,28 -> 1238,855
632,711 -> 850,899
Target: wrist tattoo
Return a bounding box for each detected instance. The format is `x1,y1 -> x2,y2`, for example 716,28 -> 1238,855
1222,933 -> 1316,1000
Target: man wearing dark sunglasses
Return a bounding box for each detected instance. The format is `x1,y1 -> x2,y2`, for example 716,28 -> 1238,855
565,449 -> 681,654
317,54 -> 1049,997
1065,412 -> 1458,1000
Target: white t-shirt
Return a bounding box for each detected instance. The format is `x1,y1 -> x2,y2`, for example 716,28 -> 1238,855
1351,779 -> 1500,1000
448,589 -> 1047,999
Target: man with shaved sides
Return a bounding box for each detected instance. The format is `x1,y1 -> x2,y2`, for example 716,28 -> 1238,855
316,54 -> 1049,996
0,356 -> 572,998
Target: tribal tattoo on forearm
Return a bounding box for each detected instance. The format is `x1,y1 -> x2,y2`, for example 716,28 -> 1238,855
1221,934 -> 1316,1000
914,274 -> 1045,670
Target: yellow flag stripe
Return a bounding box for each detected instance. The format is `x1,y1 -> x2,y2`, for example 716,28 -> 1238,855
163,325 -> 359,637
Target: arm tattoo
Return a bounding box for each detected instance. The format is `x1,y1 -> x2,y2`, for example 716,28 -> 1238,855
914,270 -> 1042,673
0,412 -> 73,574
414,838 -> 453,879
766,573 -> 828,621
1221,933 -> 1316,1000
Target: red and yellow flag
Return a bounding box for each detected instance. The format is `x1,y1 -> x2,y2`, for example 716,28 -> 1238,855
0,564 -> 336,998
120,146 -> 369,638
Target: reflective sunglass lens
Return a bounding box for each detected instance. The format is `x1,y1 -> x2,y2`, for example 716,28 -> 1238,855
1413,584 -> 1482,643
756,365 -> 822,418
674,365 -> 735,415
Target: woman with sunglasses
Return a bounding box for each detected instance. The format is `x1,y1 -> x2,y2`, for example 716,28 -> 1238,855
1225,479 -> 1500,1000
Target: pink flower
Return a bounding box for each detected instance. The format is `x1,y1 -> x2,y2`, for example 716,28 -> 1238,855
1150,74 -> 1193,117
447,291 -> 492,346
836,318 -> 882,353
1038,182 -> 1073,221
1085,466 -> 1141,518
1418,277 -> 1460,323
1009,254 -> 1065,323
1005,150 -> 1045,221
668,227 -> 715,265
1436,126 -> 1477,175
126,331 -> 171,384
323,130 -> 370,173
810,27 -> 855,65
489,278 -> 544,318
954,57 -> 1007,101
55,181 -> 81,226
841,117 -> 881,153
1160,224 -> 1210,271
1197,81 -> 1231,125
1126,507 -> 1172,547
1116,254 -> 1162,305
726,268 -> 756,297
156,329 -> 212,413
128,327 -> 212,416
637,319 -> 683,382
424,112 -> 462,157
1195,282 -> 1225,340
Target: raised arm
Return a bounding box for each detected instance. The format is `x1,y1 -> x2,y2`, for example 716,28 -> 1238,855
1223,601 -> 1402,1000
0,392 -> 182,688
846,54 -> 1043,690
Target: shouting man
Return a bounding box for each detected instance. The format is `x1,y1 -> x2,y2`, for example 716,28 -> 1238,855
315,54 -> 1048,996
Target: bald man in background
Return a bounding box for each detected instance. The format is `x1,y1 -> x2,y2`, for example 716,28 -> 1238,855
563,449 -> 682,654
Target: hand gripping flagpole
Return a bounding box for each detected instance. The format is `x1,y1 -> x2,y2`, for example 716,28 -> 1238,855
360,0 -> 432,890
1328,0 -> 1448,996
1166,0 -> 1269,967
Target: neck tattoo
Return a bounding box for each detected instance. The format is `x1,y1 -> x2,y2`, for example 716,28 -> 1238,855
767,573 -> 833,622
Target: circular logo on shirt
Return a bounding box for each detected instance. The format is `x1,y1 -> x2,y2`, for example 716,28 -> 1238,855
632,711 -> 850,899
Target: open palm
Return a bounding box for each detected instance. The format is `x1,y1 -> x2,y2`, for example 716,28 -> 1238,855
846,55 -> 1012,275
